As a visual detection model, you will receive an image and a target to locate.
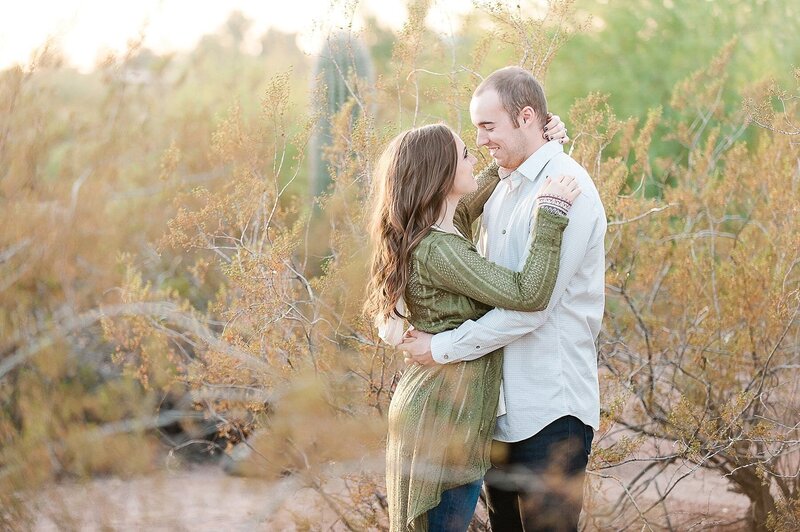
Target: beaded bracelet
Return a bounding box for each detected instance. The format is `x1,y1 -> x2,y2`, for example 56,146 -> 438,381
537,196 -> 570,216
537,193 -> 573,206
537,194 -> 572,215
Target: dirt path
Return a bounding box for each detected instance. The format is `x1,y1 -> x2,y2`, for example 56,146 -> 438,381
33,466 -> 342,531
32,460 -> 751,530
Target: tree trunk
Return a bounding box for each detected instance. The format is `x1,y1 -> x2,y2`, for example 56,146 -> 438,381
731,468 -> 777,531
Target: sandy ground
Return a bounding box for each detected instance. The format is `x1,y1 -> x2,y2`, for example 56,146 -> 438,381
33,466 -> 347,531
32,457 -> 751,531
586,457 -> 751,530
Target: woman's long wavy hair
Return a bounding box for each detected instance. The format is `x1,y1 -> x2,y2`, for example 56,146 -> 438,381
365,124 -> 459,322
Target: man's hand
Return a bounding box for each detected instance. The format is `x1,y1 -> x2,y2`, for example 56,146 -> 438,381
401,329 -> 436,367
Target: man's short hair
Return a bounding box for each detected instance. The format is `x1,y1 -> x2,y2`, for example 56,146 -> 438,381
475,66 -> 548,128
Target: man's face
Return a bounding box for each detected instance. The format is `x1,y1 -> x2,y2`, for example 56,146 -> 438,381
470,88 -> 530,170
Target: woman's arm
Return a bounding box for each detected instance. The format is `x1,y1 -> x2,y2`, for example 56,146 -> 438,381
453,162 -> 500,237
424,208 -> 568,312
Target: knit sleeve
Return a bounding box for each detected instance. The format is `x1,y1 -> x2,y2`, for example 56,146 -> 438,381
425,209 -> 568,311
453,162 -> 500,238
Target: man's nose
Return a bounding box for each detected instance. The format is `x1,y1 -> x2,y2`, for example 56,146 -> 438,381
476,130 -> 488,146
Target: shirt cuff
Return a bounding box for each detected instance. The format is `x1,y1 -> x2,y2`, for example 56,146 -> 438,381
431,329 -> 456,364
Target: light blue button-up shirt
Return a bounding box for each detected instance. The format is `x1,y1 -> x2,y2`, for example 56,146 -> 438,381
430,141 -> 606,442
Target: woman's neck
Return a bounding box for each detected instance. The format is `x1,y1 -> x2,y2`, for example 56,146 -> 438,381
434,195 -> 460,233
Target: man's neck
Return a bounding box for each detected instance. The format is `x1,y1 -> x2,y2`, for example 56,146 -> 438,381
528,134 -> 547,155
504,136 -> 547,175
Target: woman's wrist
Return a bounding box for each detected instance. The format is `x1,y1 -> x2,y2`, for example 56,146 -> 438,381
536,194 -> 572,216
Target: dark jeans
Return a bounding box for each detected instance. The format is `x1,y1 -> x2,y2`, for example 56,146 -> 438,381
484,415 -> 593,532
427,478 -> 483,531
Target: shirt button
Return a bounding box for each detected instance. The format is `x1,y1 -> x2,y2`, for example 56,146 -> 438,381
443,354 -> 449,360
476,345 -> 481,349
501,229 -> 506,235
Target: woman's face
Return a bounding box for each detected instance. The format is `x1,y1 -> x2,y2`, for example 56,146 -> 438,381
449,133 -> 479,198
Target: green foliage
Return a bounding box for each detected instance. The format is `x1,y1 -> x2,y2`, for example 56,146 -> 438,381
310,33 -> 375,197
548,0 -> 800,198
549,0 -> 800,120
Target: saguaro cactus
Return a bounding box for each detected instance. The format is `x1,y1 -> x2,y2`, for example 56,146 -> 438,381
309,33 -> 374,198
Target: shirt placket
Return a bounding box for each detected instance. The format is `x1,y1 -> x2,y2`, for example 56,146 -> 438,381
486,179 -> 514,266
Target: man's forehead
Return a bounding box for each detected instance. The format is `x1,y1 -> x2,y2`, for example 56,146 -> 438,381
471,89 -> 503,112
471,102 -> 504,126
474,86 -> 501,102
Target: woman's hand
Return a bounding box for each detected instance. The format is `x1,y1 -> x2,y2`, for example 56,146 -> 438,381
544,112 -> 569,144
535,175 -> 581,214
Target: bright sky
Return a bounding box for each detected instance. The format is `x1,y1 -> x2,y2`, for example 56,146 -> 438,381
0,0 -> 476,72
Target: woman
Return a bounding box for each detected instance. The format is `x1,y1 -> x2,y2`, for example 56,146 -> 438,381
365,123 -> 579,531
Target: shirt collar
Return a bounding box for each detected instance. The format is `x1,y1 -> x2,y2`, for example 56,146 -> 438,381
502,140 -> 563,190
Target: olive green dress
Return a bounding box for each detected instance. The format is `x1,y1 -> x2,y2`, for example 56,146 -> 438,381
385,164 -> 569,531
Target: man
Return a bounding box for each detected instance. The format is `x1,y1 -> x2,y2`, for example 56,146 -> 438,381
402,66 -> 605,531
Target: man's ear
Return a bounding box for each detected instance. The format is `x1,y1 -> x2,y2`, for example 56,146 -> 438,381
519,106 -> 536,127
